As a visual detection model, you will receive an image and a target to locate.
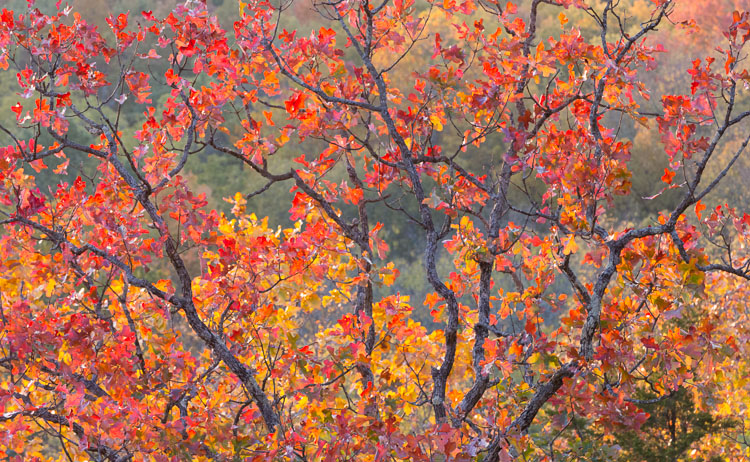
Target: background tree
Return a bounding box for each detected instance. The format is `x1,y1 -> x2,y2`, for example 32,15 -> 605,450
616,387 -> 737,462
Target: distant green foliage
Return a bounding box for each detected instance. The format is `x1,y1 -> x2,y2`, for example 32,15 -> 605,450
616,388 -> 737,462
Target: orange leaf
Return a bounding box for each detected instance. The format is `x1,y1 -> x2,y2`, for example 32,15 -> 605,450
661,168 -> 675,184
563,235 -> 577,255
695,200 -> 706,220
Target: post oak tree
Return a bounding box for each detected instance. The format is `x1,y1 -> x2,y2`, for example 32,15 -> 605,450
0,0 -> 749,461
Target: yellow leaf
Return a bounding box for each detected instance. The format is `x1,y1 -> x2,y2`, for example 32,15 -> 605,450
429,114 -> 443,132
563,235 -> 578,255
538,64 -> 556,77
58,347 -> 71,365
276,132 -> 290,146
45,279 -> 56,298
154,279 -> 172,293
219,219 -> 235,236
302,292 -> 322,310
110,278 -> 123,294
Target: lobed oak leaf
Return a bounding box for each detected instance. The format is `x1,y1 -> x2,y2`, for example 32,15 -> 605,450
661,168 -> 676,184
284,92 -> 307,116
28,159 -> 46,172
695,200 -> 706,220
125,71 -> 152,104
11,102 -> 22,120
641,337 -> 660,350
562,235 -> 578,255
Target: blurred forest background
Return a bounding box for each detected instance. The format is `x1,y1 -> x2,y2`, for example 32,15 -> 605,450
0,0 -> 748,459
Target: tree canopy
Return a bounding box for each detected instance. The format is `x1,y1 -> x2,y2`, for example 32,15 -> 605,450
0,0 -> 749,461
